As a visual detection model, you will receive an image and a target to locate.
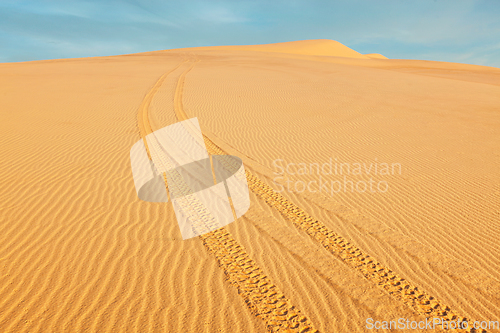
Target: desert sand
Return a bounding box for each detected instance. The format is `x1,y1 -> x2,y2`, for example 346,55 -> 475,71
0,39 -> 499,332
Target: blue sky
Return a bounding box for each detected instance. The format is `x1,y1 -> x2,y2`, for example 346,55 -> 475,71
1,0 -> 499,67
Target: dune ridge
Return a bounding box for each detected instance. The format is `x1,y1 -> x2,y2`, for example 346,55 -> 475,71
155,39 -> 371,59
0,40 -> 499,332
182,46 -> 499,331
365,53 -> 388,59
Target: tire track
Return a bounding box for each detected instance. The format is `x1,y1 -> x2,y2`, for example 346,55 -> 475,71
139,60 -> 319,333
137,61 -> 186,151
174,61 -> 487,333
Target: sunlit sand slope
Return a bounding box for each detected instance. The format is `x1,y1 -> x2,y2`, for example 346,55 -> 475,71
365,53 -> 388,59
172,39 -> 370,59
0,56 -> 267,333
178,44 -> 500,332
0,40 -> 499,333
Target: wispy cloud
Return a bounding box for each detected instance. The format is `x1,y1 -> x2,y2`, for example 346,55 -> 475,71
198,6 -> 249,24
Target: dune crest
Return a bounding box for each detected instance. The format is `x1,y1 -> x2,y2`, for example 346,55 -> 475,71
224,39 -> 369,58
169,39 -> 370,59
1,40 -> 499,333
365,53 -> 388,59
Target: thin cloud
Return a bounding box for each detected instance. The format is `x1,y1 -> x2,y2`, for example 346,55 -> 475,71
197,6 -> 249,24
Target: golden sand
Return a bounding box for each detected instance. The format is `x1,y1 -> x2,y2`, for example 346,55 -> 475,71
0,40 -> 499,332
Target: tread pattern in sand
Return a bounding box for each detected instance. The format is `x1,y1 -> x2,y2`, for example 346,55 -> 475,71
173,60 -> 488,333
139,60 -> 319,333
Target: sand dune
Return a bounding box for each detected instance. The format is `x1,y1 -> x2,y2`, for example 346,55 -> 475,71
167,39 -> 370,59
365,53 -> 388,59
0,40 -> 499,332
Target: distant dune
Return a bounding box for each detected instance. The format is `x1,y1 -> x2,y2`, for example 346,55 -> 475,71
364,53 -> 388,59
173,39 -> 371,59
0,40 -> 499,333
